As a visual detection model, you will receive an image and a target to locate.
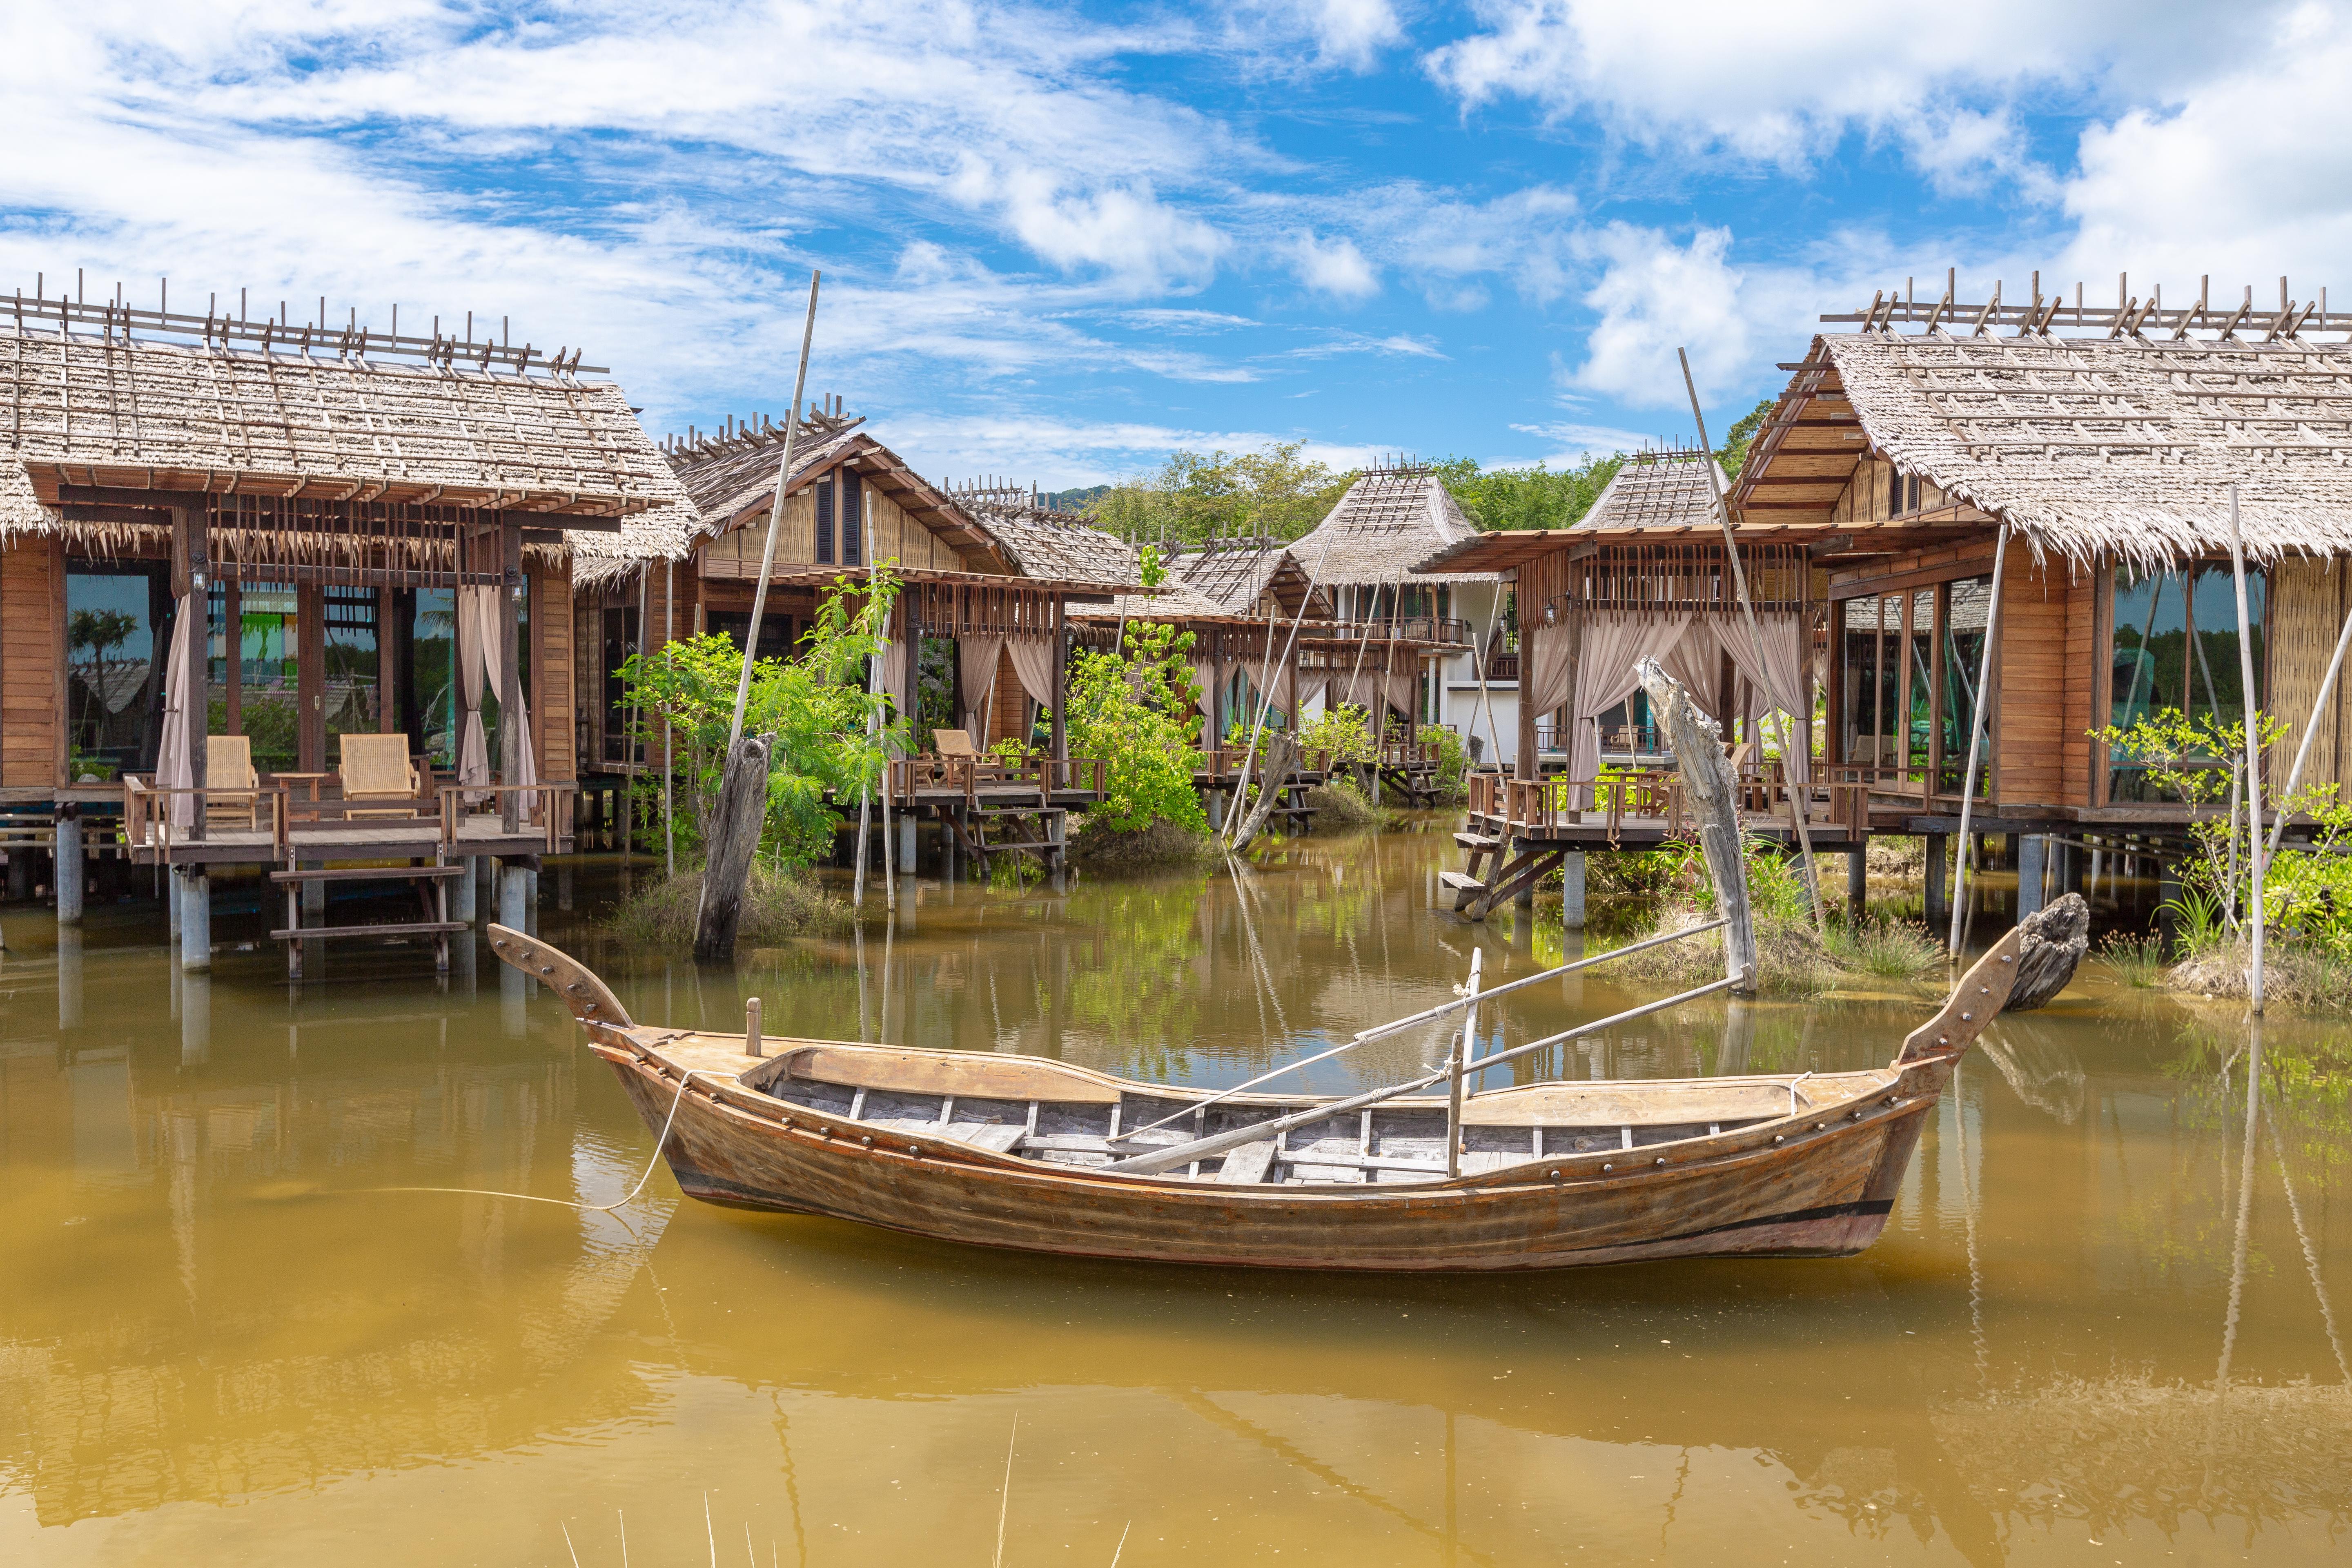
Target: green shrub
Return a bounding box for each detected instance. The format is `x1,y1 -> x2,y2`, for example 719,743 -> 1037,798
1297,703 -> 1374,766
1063,620 -> 1209,836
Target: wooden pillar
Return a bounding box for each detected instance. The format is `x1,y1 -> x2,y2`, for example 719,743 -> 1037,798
173,506 -> 210,841
297,583 -> 326,775
1515,617 -> 1537,780
501,521 -> 523,832
1051,598 -> 1068,762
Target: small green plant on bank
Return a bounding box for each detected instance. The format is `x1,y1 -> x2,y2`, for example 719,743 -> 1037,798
1063,620 -> 1209,837
2098,932 -> 2169,989
1828,917 -> 1945,980
2099,708 -> 2352,965
616,568 -> 906,867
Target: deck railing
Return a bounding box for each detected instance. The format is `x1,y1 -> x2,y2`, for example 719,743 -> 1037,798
123,776 -> 573,856
890,755 -> 1109,804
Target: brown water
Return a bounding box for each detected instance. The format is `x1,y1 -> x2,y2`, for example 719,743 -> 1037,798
3,830 -> 2346,1566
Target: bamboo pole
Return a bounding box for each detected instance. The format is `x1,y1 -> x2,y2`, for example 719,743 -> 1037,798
1445,947 -> 1480,1178
1678,348 -> 1824,935
1947,528 -> 2010,956
2227,485 -> 2264,1013
724,271 -> 819,749
663,558 -> 675,879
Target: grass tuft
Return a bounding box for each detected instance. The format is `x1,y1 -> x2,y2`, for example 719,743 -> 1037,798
605,862 -> 849,947
2096,931 -> 2169,989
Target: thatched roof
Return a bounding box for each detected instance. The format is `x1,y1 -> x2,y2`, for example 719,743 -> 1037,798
0,325 -> 698,568
1740,330 -> 2352,567
960,498 -> 1140,589
1172,539 -> 1331,617
1290,468 -> 1496,586
1068,576 -> 1232,624
1580,450 -> 1726,532
659,422 -> 1009,576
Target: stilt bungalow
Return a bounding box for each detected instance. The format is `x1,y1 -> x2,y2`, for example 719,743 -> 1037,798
1737,273 -> 2352,918
613,436 -> 1127,873
1412,448 -> 1884,918
0,280 -> 693,969
1285,463 -> 1494,780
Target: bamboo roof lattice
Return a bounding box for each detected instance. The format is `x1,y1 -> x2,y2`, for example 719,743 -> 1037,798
952,487 -> 1143,590
1577,448 -> 1727,532
1170,538 -> 1331,618
1740,269 -> 2352,568
1290,464 -> 1496,586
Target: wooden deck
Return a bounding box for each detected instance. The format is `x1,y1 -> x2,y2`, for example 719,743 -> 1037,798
122,780 -> 574,868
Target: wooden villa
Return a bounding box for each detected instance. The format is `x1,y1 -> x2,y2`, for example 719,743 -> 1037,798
0,281 -> 692,968
1413,448 -> 1875,918
1736,274 -> 2352,912
605,435 -> 1129,873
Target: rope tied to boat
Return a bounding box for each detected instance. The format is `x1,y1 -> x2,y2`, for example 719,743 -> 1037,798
361,1063 -> 706,1214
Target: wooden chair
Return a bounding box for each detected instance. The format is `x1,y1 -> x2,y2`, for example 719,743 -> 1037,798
931,728 -> 978,760
338,733 -> 423,818
205,735 -> 261,830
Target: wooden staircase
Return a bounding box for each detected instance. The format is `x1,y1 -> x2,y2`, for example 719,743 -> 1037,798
273,860 -> 468,977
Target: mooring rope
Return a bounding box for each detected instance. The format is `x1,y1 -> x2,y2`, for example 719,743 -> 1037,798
365,1066 -> 704,1214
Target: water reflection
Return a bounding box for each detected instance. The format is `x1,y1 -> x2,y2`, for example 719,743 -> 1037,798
0,833 -> 2347,1564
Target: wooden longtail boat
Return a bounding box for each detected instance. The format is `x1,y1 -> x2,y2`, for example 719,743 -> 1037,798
489,922 -> 2031,1272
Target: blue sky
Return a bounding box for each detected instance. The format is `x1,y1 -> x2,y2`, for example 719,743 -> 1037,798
7,2 -> 2350,488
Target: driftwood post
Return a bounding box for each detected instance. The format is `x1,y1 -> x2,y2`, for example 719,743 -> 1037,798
1638,654 -> 1755,993
693,733 -> 775,963
693,271 -> 820,962
1228,732 -> 1301,852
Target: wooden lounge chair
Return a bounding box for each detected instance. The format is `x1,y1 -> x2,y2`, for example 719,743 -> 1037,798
338,733 -> 423,817
205,734 -> 262,830
931,728 -> 978,760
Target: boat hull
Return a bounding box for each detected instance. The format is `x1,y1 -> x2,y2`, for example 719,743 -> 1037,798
601,1046 -> 1949,1272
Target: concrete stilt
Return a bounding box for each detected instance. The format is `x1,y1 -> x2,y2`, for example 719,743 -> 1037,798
523,868 -> 539,936
1207,788 -> 1225,830
57,925 -> 83,1030
1558,851 -> 1586,928
1924,833 -> 1949,929
900,811 -> 918,875
302,861 -> 325,915
2062,836 -> 2086,896
169,866 -> 181,935
557,864 -> 574,911
498,860 -> 528,929
54,811 -> 82,927
180,970 -> 212,1065
454,856 -> 479,922
2002,833 -> 2021,872
178,867 -> 212,972
2017,834 -> 2049,920
1847,846 -> 1868,921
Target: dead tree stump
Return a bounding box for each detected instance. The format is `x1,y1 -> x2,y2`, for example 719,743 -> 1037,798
1636,655 -> 1755,993
693,732 -> 775,963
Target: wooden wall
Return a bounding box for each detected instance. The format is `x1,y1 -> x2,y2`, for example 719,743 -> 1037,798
2,538 -> 63,787
1828,453 -> 1993,527
531,568 -> 577,783
1994,548 -> 2097,808
698,475 -> 984,577
2268,557 -> 2350,791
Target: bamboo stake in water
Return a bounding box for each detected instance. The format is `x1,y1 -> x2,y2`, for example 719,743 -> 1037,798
1947,528 -> 2010,956
1678,348 -> 1825,936
2227,483 -> 2264,1013
1446,947 -> 1480,1178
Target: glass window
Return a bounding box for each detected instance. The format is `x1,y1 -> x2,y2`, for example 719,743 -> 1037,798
1904,587 -> 1934,777
1838,594 -> 1900,768
237,583 -> 301,774
401,588 -> 459,770
1938,576 -> 1990,794
815,480 -> 835,565
2107,562 -> 2265,801
67,566 -> 170,778
323,585 -> 380,748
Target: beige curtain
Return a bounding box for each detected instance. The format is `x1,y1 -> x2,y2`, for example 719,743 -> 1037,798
1005,637 -> 1057,749
471,587 -> 537,802
1707,612 -> 1811,784
1383,655 -> 1418,726
457,583 -> 490,790
1661,623 -> 1725,723
958,636 -> 1004,741
1570,613 -> 1693,799
1524,623 -> 1573,720
158,592 -> 199,829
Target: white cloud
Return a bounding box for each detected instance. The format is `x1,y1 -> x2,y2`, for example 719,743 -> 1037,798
1503,421 -> 1655,466
876,411 -> 1382,485
1221,0 -> 1405,71
1423,0 -> 2277,175
1564,223 -> 1747,410
1288,230 -> 1380,299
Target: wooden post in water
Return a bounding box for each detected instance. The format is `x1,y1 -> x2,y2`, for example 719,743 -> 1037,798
1638,654 -> 1756,993
695,272 -> 820,962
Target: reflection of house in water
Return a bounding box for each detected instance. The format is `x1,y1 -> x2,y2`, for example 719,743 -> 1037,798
0,1013 -> 670,1526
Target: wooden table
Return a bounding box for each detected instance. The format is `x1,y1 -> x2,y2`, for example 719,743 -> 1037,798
267,772 -> 333,802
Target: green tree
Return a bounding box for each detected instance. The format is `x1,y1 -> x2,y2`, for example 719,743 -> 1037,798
1063,620 -> 1209,835
1086,441 -> 1352,545
1433,454 -> 1624,531
617,570 -> 906,866
1717,397 -> 1776,477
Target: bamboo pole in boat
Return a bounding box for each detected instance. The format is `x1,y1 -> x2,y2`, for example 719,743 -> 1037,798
1446,947 -> 1480,1178
1120,916 -> 1728,1138
1102,972 -> 1744,1176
